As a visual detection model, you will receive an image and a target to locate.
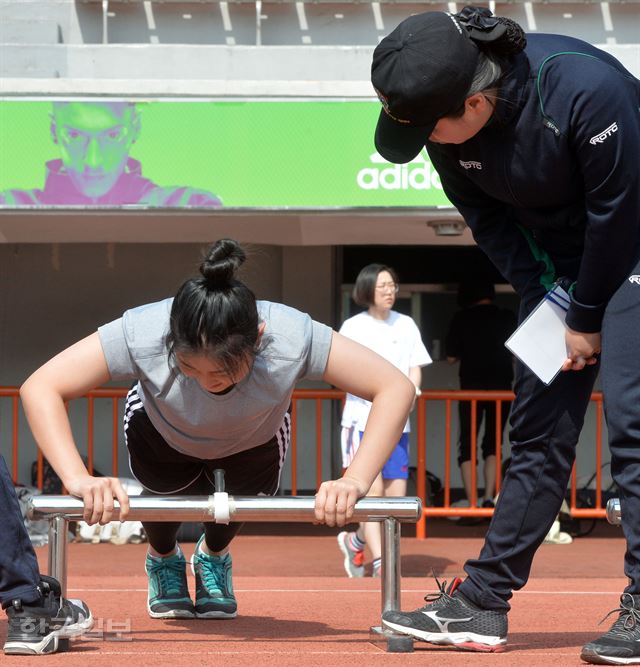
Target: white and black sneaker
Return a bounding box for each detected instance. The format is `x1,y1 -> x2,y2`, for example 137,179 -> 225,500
3,575 -> 93,655
382,576 -> 507,652
582,593 -> 640,665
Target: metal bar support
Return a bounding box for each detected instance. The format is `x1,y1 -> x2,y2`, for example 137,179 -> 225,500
369,517 -> 414,652
381,516 -> 400,615
47,515 -> 68,598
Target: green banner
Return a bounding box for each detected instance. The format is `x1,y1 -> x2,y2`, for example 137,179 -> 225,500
0,100 -> 451,209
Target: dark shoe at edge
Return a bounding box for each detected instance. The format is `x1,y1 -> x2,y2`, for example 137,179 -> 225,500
3,575 -> 93,655
581,593 -> 640,665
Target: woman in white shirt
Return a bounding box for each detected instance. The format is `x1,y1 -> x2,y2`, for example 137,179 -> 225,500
337,264 -> 432,577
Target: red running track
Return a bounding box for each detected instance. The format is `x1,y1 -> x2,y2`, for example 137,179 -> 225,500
0,526 -> 628,666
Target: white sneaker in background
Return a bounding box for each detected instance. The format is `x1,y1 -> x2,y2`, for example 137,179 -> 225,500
543,518 -> 573,545
446,498 -> 470,522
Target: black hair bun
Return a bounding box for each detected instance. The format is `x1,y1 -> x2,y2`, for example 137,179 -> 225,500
200,238 -> 246,288
492,17 -> 527,56
456,6 -> 526,57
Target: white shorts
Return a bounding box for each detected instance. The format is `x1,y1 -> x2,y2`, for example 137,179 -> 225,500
341,426 -> 361,469
341,426 -> 411,480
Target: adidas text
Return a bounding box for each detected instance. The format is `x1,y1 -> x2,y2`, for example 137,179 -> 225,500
357,152 -> 443,191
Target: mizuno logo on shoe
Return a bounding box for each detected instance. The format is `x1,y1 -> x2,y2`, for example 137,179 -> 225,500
589,122 -> 618,145
629,275 -> 640,285
421,610 -> 473,632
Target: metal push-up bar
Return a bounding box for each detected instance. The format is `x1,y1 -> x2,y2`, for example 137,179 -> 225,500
29,490 -> 423,652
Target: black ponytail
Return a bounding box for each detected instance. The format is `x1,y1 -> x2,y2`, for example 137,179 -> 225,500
167,239 -> 260,376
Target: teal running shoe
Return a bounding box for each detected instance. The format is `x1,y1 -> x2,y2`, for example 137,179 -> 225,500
145,546 -> 195,618
191,536 -> 237,619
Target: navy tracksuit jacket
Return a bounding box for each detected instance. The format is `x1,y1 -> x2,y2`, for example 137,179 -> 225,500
427,34 -> 640,610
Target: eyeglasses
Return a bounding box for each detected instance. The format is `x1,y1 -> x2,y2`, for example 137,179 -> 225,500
375,282 -> 399,293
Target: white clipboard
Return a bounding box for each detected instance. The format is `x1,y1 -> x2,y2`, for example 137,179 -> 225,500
505,285 -> 570,385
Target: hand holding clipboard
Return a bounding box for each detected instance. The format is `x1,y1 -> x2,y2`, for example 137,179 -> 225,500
505,284 -> 572,385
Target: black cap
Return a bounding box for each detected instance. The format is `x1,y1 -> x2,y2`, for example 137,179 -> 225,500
372,12 -> 481,164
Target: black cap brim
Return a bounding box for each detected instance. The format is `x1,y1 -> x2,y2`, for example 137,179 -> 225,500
374,109 -> 434,164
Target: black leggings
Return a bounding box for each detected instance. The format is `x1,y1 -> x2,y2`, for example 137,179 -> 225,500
457,397 -> 511,466
141,481 -> 243,555
125,396 -> 288,555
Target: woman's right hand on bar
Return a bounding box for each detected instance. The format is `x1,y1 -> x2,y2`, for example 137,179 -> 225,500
65,473 -> 130,525
19,333 -> 127,525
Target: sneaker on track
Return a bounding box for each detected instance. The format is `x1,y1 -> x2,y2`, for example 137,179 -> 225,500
382,576 -> 507,652
581,593 -> 640,665
337,531 -> 365,578
191,536 -> 237,619
3,575 -> 93,655
145,546 -> 195,618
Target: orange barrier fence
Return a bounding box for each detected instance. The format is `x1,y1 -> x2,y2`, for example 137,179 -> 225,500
412,390 -> 606,538
1,386 -> 607,538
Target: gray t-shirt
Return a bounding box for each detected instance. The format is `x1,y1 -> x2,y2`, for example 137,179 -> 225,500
98,299 -> 332,458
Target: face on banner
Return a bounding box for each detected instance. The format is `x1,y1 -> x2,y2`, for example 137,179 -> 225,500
0,99 -> 451,209
51,102 -> 140,199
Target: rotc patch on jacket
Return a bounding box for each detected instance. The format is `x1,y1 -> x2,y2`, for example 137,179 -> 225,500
589,122 -> 618,145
